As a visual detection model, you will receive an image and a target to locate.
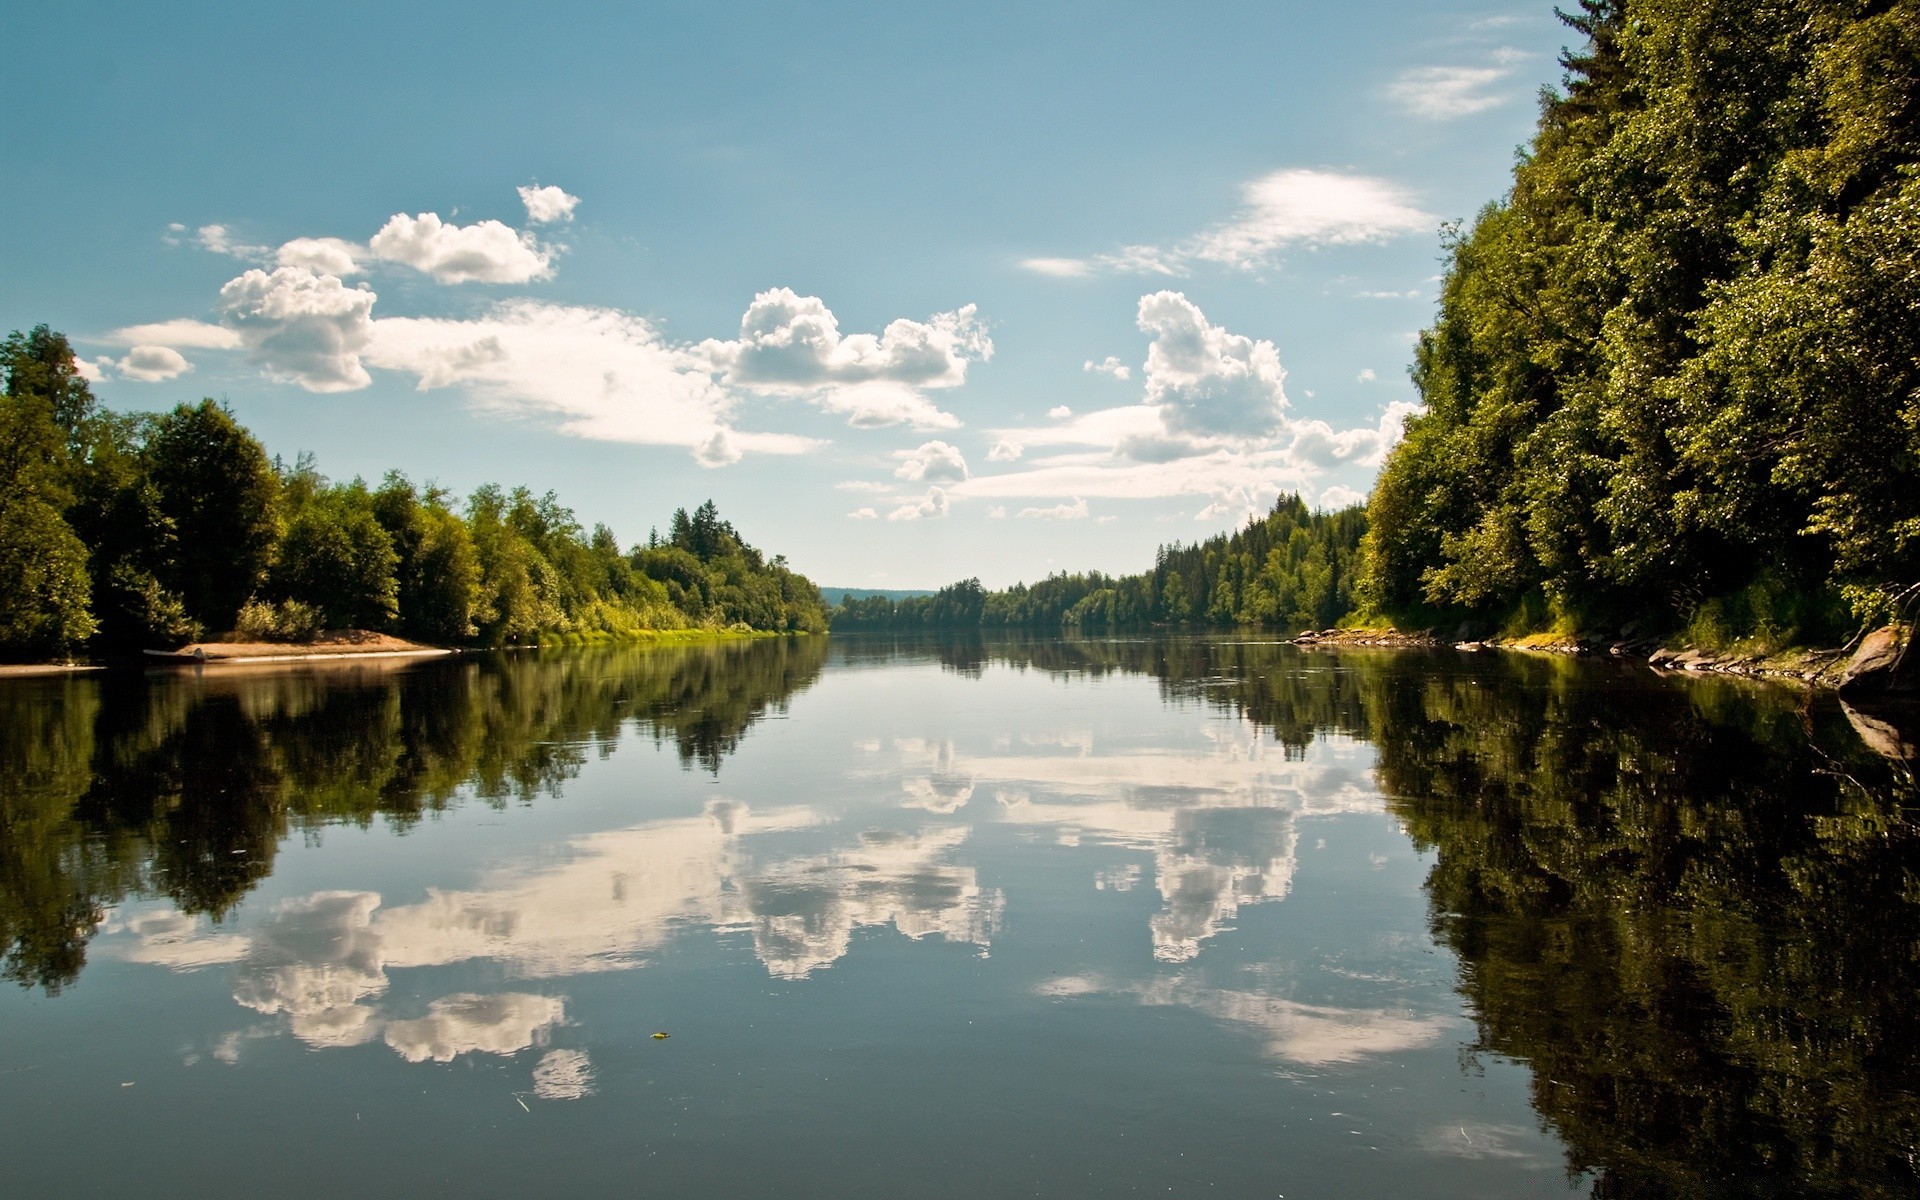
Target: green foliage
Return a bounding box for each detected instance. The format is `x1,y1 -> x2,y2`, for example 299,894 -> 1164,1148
1362,0 -> 1920,637
372,473 -> 483,643
0,637 -> 828,989
0,326 -> 827,656
832,495 -> 1367,633
143,400 -> 280,632
268,461 -> 399,630
234,599 -> 324,643
0,345 -> 94,658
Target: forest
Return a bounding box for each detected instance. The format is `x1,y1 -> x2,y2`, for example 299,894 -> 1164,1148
0,326 -> 828,660
831,495 -> 1367,632
1359,0 -> 1920,646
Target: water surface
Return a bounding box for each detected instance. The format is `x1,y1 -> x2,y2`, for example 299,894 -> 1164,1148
2,637 -> 1915,1196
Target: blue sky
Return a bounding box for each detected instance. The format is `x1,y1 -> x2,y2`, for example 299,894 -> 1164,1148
3,1 -> 1571,588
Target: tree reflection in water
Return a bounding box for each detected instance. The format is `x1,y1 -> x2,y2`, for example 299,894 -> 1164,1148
4,633 -> 1917,1194
0,637 -> 828,994
964,637 -> 1919,1197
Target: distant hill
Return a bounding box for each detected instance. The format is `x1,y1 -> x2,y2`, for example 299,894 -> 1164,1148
824,588 -> 935,603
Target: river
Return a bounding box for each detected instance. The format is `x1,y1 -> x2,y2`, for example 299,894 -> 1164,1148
1,636 -> 1914,1196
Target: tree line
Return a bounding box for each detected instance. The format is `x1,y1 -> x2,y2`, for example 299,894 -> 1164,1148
831,494 -> 1367,633
1358,0 -> 1920,647
0,327 -> 827,660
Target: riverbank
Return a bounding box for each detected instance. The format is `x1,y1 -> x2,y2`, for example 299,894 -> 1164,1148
1291,625 -> 1890,691
146,630 -> 453,664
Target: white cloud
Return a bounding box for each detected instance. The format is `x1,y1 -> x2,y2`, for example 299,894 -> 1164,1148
1139,291 -> 1288,439
1083,356 -> 1132,381
959,302 -> 1418,512
1387,62 -> 1516,119
1357,368 -> 1377,382
197,224 -> 268,259
848,507 -> 878,520
1019,256 -> 1092,278
1284,400 -> 1421,470
893,440 -> 969,483
1018,497 -> 1089,521
813,380 -> 961,430
986,505 -> 1007,519
117,345 -> 193,382
705,288 -> 991,429
1356,289 -> 1421,299
887,487 -> 950,521
1047,405 -> 1071,419
518,184 -> 580,224
368,301 -> 816,463
1032,170 -> 1432,278
1185,170 -> 1433,269
369,212 -> 554,284
1318,484 -> 1367,509
835,480 -> 892,493
276,236 -> 363,276
111,318 -> 243,350
219,266 -> 377,392
148,197 -> 996,462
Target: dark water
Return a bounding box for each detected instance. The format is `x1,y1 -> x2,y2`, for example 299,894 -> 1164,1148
2,637 -> 1916,1197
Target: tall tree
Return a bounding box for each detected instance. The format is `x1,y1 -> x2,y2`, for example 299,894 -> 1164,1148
143,401 -> 280,632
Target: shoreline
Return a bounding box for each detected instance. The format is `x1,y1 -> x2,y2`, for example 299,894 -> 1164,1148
1290,626 -> 1862,689
1,625 -> 813,676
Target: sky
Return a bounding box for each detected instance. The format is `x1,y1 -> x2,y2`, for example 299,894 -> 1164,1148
1,1 -> 1574,589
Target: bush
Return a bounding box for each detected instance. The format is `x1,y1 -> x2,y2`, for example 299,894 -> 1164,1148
235,599 -> 323,643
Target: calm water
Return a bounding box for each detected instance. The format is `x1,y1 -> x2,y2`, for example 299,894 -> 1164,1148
2,637 -> 1916,1197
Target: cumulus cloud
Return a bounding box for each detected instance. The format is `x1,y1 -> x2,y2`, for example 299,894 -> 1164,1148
1028,169 -> 1432,278
112,318 -> 243,350
1387,63 -> 1515,119
1047,405 -> 1071,419
893,440 -> 969,484
848,507 -> 878,520
705,288 -> 991,429
986,505 -> 1007,519
1357,368 -> 1377,382
887,487 -> 950,521
74,357 -> 108,383
957,298 -> 1419,515
276,237 -> 363,276
1319,484 -> 1367,508
1018,497 -> 1089,521
1138,291 -> 1288,439
219,266 -> 377,392
141,191 -> 998,464
1284,400 -> 1421,470
518,184 -> 580,224
1084,356 -> 1132,381
116,345 -> 193,382
369,212 -> 555,284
